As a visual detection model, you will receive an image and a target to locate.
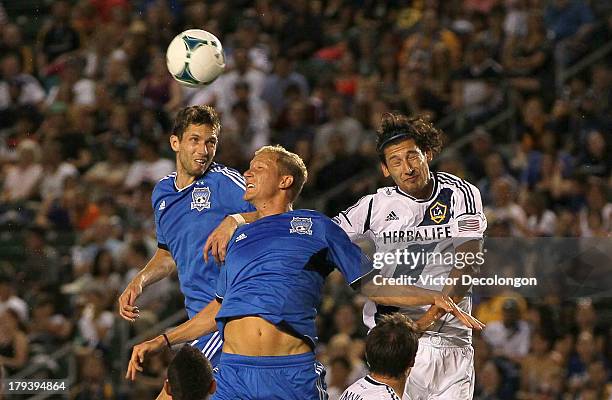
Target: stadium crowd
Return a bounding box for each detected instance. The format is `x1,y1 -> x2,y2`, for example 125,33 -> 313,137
0,0 -> 610,398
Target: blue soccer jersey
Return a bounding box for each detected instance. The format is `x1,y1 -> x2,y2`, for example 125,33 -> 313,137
152,162 -> 255,319
214,209 -> 373,347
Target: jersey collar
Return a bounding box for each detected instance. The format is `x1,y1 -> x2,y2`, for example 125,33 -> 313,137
364,376 -> 402,399
395,171 -> 438,203
172,162 -> 217,192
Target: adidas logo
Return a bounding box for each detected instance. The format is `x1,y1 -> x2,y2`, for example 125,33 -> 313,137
385,211 -> 399,221
159,201 -> 166,211
235,233 -> 247,242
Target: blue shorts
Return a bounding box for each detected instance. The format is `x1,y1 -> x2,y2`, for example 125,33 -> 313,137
190,331 -> 223,368
211,352 -> 328,400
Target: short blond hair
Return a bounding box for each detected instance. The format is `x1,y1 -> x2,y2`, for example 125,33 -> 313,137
254,145 -> 308,202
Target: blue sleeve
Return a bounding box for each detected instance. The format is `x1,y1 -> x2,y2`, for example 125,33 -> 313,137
323,217 -> 373,288
578,3 -> 594,24
215,266 -> 227,301
218,170 -> 256,214
152,189 -> 168,249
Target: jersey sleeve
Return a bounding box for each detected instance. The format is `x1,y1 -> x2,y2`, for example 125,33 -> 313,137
216,167 -> 256,214
215,265 -> 228,302
450,181 -> 487,246
151,187 -> 168,250
332,195 -> 374,240
324,217 -> 374,289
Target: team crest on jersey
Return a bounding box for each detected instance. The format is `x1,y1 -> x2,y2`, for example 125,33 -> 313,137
429,201 -> 448,224
289,217 -> 313,235
191,187 -> 211,211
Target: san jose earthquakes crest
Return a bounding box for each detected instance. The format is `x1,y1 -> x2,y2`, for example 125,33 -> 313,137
191,187 -> 211,211
289,217 -> 313,235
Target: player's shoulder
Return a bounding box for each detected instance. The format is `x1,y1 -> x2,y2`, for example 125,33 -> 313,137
207,162 -> 245,188
341,376 -> 399,400
153,172 -> 177,195
342,189 -> 396,213
436,171 -> 480,194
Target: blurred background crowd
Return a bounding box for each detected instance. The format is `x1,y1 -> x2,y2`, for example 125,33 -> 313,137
0,0 -> 610,398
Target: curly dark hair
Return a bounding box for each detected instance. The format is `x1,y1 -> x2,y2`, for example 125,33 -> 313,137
376,113 -> 444,163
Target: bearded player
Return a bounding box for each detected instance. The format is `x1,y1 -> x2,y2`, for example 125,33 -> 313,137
333,113 -> 487,399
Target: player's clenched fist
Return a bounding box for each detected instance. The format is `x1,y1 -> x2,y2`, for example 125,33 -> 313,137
126,336 -> 164,381
118,280 -> 143,322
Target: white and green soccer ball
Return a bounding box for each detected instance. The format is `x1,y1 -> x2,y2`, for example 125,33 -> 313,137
166,29 -> 225,87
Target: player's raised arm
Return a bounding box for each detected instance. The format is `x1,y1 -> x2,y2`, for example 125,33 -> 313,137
118,247 -> 176,322
126,299 -> 221,381
323,218 -> 483,330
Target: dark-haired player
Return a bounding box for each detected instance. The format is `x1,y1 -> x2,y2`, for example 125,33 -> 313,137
164,346 -> 216,400
333,113 -> 487,399
340,313 -> 419,400
118,105 -> 256,375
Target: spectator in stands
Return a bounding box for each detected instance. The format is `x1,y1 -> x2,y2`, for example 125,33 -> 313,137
451,40 -> 503,123
29,294 -> 72,350
261,55 -> 309,116
545,0 -> 595,67
1,139 -> 42,202
36,0 -> 80,72
39,138 -> 79,201
214,47 -> 265,117
518,330 -> 562,397
0,275 -> 28,323
84,142 -> 131,190
71,350 -> 114,399
123,139 -> 174,189
0,307 -> 29,375
0,53 -> 45,117
483,298 -> 531,362
314,95 -> 363,157
140,52 -> 182,113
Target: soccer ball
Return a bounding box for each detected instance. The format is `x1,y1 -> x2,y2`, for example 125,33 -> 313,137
166,29 -> 225,86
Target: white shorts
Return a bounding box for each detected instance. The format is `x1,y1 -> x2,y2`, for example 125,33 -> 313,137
403,336 -> 474,400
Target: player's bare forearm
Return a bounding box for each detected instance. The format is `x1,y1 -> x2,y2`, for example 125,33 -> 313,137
164,299 -> 221,345
119,248 -> 176,321
417,239 -> 484,329
137,248 -> 177,288
367,285 -> 437,307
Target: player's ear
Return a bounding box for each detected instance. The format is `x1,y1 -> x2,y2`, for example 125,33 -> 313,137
209,379 -> 217,394
163,379 -> 172,397
380,162 -> 391,178
170,135 -> 180,152
279,175 -> 294,190
425,150 -> 433,162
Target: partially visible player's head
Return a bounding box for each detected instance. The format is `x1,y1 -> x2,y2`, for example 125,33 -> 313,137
376,113 -> 443,198
365,313 -> 419,380
244,145 -> 308,205
164,345 -> 216,400
170,105 -> 221,177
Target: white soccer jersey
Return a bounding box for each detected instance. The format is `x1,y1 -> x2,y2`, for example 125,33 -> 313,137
334,171 -> 487,346
340,376 -> 402,400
